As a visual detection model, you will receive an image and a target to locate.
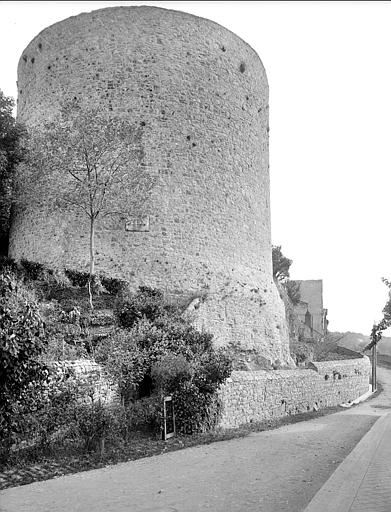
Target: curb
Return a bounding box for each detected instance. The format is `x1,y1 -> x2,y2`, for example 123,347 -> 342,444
339,385 -> 373,408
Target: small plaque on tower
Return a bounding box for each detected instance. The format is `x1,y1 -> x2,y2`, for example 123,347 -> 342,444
125,215 -> 150,232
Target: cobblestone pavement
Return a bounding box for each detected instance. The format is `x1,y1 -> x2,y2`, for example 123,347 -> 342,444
0,460 -> 97,491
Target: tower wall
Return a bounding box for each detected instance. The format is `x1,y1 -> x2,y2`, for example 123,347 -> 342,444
9,6 -> 293,367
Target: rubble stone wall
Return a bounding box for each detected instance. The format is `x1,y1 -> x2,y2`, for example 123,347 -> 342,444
218,356 -> 370,428
48,359 -> 119,404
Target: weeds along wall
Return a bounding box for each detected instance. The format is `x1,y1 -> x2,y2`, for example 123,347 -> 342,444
9,6 -> 292,367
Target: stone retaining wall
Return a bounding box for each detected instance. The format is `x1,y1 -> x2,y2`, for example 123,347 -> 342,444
217,356 -> 370,429
50,357 -> 370,431
48,359 -> 119,404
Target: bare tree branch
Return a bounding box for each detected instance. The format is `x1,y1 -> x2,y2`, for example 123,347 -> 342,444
20,101 -> 156,310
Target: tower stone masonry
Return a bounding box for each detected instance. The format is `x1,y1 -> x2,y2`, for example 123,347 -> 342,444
9,6 -> 293,368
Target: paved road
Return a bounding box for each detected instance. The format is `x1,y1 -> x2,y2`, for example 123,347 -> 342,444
1,367 -> 390,512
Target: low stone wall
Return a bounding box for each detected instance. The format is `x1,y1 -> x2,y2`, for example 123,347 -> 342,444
217,356 -> 370,429
48,359 -> 119,404
48,357 -> 370,430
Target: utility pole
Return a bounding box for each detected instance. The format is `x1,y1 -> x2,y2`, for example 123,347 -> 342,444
371,320 -> 378,393
371,342 -> 377,392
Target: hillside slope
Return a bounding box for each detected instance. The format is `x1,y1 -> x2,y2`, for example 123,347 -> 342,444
329,331 -> 391,356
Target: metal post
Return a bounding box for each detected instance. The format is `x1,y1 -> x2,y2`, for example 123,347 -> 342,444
372,343 -> 377,392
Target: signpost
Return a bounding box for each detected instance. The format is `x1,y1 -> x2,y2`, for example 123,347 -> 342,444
162,396 -> 175,441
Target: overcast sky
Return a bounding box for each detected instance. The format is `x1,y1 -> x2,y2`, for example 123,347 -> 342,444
1,1 -> 390,335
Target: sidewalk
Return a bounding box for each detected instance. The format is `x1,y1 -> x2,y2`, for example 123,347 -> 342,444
304,411 -> 391,512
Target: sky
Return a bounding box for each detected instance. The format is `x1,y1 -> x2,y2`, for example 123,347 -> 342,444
1,1 -> 390,335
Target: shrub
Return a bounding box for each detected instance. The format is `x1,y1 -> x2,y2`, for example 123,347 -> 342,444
0,255 -> 18,274
94,328 -> 147,403
72,401 -> 118,452
114,286 -> 166,329
39,302 -> 89,361
20,258 -> 49,281
15,260 -> 71,296
100,286 -> 233,436
13,374 -> 82,452
172,382 -> 218,435
192,348 -> 233,394
43,332 -> 88,361
64,268 -> 90,287
272,245 -> 292,282
153,315 -> 214,357
285,280 -> 301,306
10,366 -> 108,455
0,270 -> 49,458
100,275 -> 129,296
151,353 -> 194,392
290,342 -> 314,365
126,396 -> 163,434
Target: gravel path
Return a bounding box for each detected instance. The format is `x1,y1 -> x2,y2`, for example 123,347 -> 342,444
1,367 -> 390,512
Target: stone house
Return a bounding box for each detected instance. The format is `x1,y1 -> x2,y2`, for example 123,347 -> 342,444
293,280 -> 328,342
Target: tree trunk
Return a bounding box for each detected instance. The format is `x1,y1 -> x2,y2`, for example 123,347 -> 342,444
90,216 -> 95,276
88,216 -> 95,310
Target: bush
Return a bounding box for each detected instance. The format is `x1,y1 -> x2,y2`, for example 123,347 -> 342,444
122,396 -> 163,435
20,258 -> 50,281
192,348 -> 233,394
0,270 -> 49,458
151,353 -> 194,392
72,401 -> 118,452
14,260 -> 71,296
12,392 -> 163,458
290,341 -> 314,365
172,382 -> 222,435
64,268 -> 90,287
12,374 -> 83,452
100,275 -> 129,296
39,302 -> 89,361
114,286 -> 166,329
95,328 -> 147,403
42,331 -> 88,361
10,366 -> 118,457
99,286 -> 233,436
0,255 -> 18,274
285,280 -> 301,306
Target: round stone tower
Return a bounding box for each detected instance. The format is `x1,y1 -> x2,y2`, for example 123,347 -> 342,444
9,6 -> 293,368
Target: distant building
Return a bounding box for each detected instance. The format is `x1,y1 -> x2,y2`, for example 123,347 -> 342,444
293,280 -> 328,341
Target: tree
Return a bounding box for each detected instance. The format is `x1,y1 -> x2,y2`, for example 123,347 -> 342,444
0,90 -> 26,254
365,278 -> 391,351
18,100 -> 156,308
285,279 -> 301,306
272,245 -> 293,282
